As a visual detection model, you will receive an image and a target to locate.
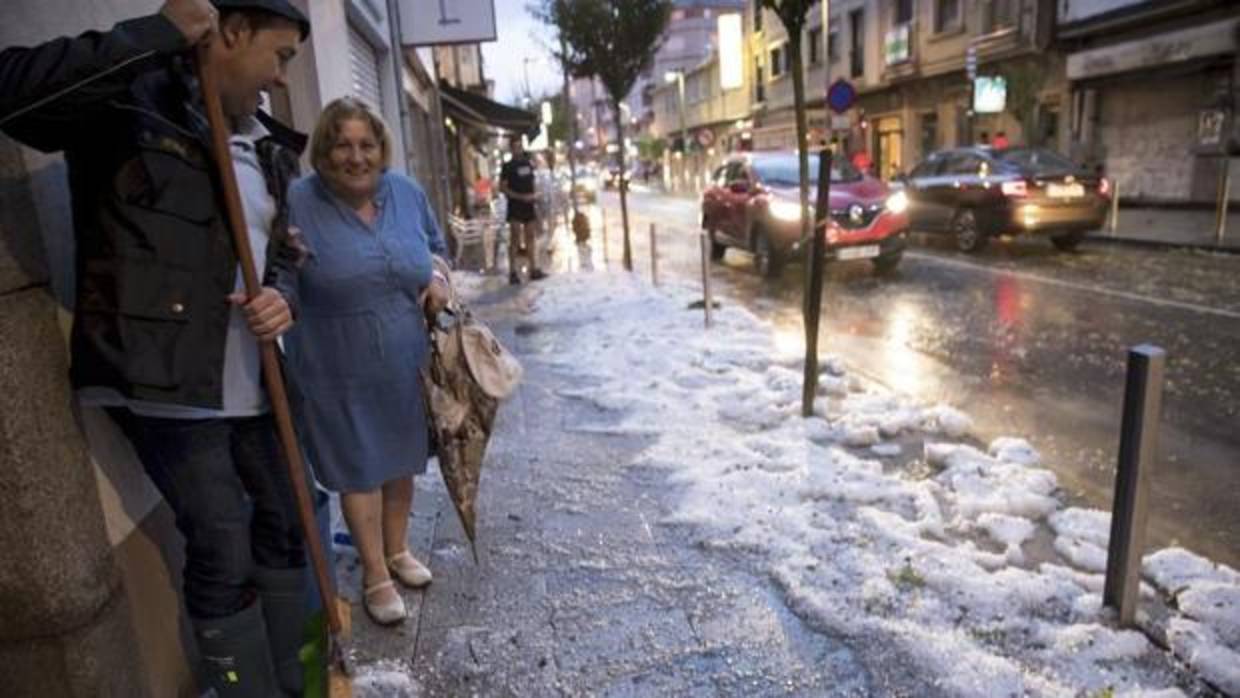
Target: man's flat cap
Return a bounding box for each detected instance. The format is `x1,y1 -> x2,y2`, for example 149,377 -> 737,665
211,0 -> 310,39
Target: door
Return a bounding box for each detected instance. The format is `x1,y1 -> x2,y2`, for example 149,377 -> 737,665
874,116 -> 904,181
905,153 -> 948,231
936,151 -> 986,225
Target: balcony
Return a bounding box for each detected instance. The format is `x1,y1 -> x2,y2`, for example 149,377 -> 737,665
883,22 -> 918,82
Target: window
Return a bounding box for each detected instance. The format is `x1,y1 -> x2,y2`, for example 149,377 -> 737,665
725,161 -> 748,184
935,0 -> 961,33
809,26 -> 822,65
981,0 -> 1016,33
849,9 -> 864,78
1037,104 -> 1060,148
828,19 -> 839,61
770,45 -> 784,78
895,0 -> 914,25
910,156 -> 942,178
754,58 -> 765,102
754,0 -> 763,33
920,112 -> 938,158
944,152 -> 984,176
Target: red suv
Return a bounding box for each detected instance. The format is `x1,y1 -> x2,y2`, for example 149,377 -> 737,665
701,150 -> 910,277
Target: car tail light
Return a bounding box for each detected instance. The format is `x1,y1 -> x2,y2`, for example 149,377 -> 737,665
1098,177 -> 1112,197
1001,180 -> 1029,198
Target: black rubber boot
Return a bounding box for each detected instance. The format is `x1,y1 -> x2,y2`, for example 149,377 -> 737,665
192,600 -> 280,698
254,566 -> 309,697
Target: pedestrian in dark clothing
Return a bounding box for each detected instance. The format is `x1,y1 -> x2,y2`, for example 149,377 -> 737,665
0,1 -> 312,695
500,134 -> 547,284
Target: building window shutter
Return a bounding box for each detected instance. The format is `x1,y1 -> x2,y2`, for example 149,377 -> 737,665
348,24 -> 384,110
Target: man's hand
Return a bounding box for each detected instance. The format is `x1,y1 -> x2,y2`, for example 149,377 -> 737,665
228,287 -> 293,342
160,0 -> 218,45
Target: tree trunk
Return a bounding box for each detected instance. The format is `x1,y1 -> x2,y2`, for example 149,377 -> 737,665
788,33 -> 823,416
613,100 -> 633,271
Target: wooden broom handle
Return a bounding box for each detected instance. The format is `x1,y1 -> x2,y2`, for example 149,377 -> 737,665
195,43 -> 342,635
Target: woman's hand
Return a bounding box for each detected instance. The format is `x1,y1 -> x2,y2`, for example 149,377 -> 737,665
420,271 -> 451,317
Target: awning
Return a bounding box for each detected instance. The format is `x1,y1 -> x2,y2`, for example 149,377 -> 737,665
439,82 -> 539,136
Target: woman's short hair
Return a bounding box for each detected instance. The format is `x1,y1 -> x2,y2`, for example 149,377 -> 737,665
309,97 -> 392,174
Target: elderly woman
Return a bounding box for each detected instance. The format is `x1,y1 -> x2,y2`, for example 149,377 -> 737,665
285,97 -> 450,625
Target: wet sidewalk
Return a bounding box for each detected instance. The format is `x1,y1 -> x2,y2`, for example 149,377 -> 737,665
338,277 -> 874,696
1088,205 -> 1240,252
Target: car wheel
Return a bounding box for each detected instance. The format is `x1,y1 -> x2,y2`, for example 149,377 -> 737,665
872,250 -> 903,275
708,230 -> 727,261
952,209 -> 988,253
753,230 -> 784,278
1051,231 -> 1085,252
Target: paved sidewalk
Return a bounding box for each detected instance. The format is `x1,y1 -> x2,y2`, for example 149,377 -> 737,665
339,279 -> 888,697
1089,206 -> 1240,251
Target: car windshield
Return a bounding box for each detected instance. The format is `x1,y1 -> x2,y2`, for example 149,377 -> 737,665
752,154 -> 862,186
997,148 -> 1080,175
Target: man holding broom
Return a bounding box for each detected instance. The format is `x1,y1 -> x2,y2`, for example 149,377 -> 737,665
1,1 -> 315,694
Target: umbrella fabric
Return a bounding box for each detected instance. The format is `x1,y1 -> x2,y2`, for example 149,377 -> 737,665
422,302 -> 520,562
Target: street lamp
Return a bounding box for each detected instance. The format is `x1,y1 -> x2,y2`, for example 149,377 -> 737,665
665,70 -> 687,191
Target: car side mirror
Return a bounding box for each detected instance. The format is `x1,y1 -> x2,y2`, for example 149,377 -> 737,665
729,181 -> 749,194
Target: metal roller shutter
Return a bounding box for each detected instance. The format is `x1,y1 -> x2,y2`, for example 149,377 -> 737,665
348,24 -> 384,110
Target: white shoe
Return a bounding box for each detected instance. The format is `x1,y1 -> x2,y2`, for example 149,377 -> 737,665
386,551 -> 433,588
363,580 -> 407,625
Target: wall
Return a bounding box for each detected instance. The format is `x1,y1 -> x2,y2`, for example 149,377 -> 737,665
303,0 -> 409,174
0,2 -> 189,695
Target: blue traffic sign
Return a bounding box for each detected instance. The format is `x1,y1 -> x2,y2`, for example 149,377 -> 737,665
827,78 -> 856,115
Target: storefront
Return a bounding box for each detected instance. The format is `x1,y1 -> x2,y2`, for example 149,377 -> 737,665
1065,17 -> 1239,204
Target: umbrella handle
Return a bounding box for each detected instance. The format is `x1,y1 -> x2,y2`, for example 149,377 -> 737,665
194,43 -> 342,636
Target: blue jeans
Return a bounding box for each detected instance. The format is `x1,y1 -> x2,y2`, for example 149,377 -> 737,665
109,410 -> 307,619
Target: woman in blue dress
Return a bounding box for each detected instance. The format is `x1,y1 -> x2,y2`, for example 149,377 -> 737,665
285,97 -> 450,625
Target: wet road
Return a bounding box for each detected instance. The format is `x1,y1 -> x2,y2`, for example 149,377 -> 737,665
581,188 -> 1239,569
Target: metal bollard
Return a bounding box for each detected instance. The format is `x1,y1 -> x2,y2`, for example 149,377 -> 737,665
699,231 -> 713,328
1103,344 -> 1166,626
649,222 -> 659,286
601,209 -> 609,263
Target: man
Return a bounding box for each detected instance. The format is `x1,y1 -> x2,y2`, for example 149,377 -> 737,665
0,1 -> 312,695
992,130 -> 1010,149
499,134 -> 547,284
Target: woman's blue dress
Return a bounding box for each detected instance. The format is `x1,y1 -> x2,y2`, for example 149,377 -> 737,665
285,172 -> 447,493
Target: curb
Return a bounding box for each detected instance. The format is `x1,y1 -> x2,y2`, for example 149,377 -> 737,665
1084,234 -> 1240,255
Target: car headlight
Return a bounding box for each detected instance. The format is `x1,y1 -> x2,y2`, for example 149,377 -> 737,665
769,200 -> 804,222
886,190 -> 909,215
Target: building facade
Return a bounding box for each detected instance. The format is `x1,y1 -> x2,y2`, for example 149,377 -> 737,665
1056,0 -> 1240,204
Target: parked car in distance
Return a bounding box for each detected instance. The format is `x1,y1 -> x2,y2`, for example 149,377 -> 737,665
897,147 -> 1110,252
701,150 -> 910,277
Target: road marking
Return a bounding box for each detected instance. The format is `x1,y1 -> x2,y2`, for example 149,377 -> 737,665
906,251 -> 1240,320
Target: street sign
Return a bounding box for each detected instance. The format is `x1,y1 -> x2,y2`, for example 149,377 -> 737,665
696,129 -> 716,148
966,46 -> 978,80
399,0 -> 497,46
827,79 -> 856,115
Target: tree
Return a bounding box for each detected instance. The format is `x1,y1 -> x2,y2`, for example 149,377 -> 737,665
1000,59 -> 1047,144
763,0 -> 824,416
533,0 -> 672,271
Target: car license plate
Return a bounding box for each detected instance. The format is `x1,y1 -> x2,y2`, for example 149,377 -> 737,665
1047,183 -> 1085,198
837,245 -> 880,260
